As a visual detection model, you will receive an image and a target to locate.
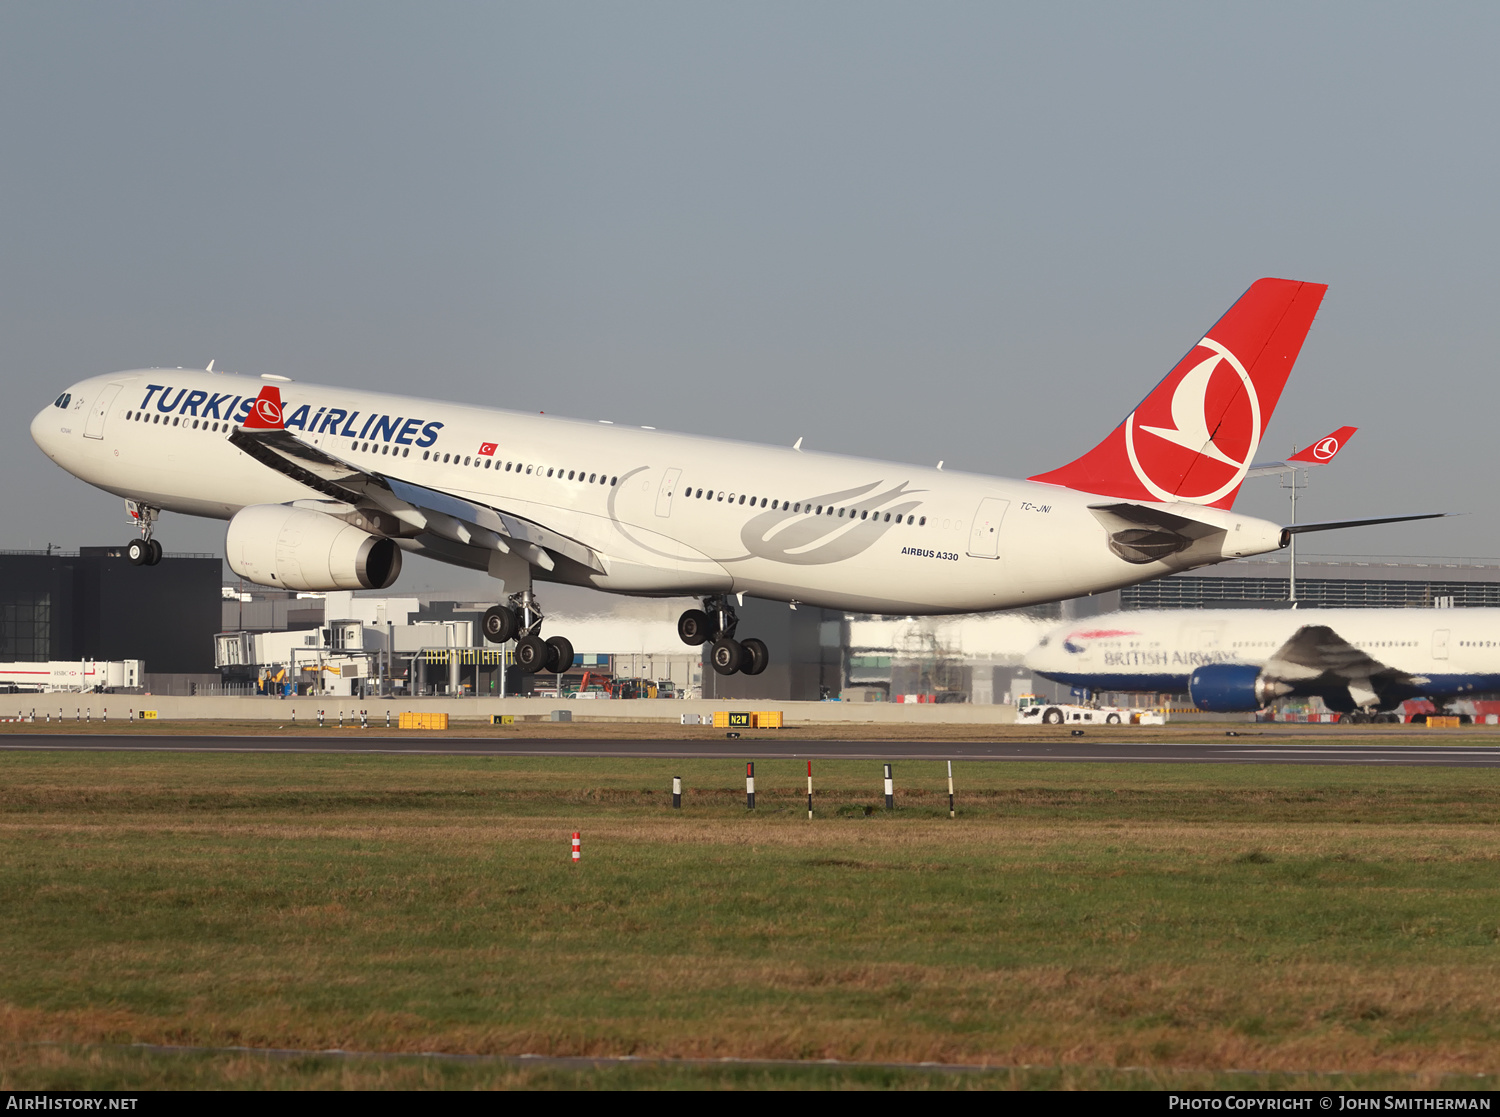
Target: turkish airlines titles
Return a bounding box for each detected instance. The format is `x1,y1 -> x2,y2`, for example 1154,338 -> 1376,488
135,383 -> 446,449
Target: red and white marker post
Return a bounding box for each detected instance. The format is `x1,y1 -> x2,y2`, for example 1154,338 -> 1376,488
947,760 -> 955,819
571,831 -> 581,863
806,760 -> 813,820
746,762 -> 755,811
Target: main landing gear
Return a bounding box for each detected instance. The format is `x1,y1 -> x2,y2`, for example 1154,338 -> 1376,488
125,503 -> 163,567
482,589 -> 576,675
677,595 -> 768,677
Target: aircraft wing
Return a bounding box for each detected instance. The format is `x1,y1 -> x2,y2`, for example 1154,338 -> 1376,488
228,425 -> 605,575
1262,624 -> 1427,707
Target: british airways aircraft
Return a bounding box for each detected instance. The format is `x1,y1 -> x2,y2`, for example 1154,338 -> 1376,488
29,278 -> 1435,679
1026,608 -> 1500,722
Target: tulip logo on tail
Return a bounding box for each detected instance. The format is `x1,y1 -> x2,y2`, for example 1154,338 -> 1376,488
1126,337 -> 1260,505
1288,426 -> 1357,466
1310,436 -> 1339,460
1027,277 -> 1327,511
243,386 -> 285,430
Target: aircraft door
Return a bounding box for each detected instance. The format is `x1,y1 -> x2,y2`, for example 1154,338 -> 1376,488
655,468 -> 682,518
966,497 -> 1009,559
84,382 -> 124,439
1433,629 -> 1450,660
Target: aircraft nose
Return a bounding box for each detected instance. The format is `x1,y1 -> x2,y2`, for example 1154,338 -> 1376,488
30,403 -> 54,453
31,395 -> 67,459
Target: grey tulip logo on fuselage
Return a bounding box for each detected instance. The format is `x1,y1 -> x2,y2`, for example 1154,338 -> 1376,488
735,481 -> 925,566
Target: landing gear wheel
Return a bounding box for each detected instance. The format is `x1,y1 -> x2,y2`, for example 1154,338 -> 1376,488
740,637 -> 769,676
147,539 -> 163,566
545,635 -> 575,674
710,637 -> 743,676
1042,707 -> 1064,725
126,539 -> 149,566
482,605 -> 519,644
515,634 -> 548,674
678,609 -> 712,646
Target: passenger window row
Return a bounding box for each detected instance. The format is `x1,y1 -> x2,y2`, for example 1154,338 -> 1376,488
125,410 -> 230,433
680,484 -> 926,525
416,447 -> 618,487
348,440 -> 412,458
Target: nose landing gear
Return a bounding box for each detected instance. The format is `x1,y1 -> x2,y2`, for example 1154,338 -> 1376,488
125,502 -> 163,566
682,596 -> 769,676
482,589 -> 576,675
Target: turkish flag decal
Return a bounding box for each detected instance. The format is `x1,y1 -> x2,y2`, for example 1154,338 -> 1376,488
478,442 -> 497,457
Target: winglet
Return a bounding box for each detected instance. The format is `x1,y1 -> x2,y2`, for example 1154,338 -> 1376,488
1288,425 -> 1357,464
242,385 -> 285,430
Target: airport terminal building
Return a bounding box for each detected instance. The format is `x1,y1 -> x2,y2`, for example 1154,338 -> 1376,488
4,544 -> 1497,702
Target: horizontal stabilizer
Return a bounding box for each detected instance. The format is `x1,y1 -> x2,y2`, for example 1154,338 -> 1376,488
1281,512 -> 1449,540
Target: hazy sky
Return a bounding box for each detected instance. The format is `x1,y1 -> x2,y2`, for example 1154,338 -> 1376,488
4,2 -> 1496,591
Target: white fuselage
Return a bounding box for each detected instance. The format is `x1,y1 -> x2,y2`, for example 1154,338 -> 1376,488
31,370 -> 1290,614
1027,607 -> 1500,699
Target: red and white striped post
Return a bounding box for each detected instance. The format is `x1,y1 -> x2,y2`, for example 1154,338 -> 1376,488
746,762 -> 755,810
571,831 -> 581,863
806,760 -> 813,820
947,760 -> 955,818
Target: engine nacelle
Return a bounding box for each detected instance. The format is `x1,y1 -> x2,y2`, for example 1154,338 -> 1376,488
226,504 -> 401,591
1188,664 -> 1286,712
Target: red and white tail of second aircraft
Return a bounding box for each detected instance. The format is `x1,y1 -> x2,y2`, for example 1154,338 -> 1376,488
30,277 -> 1443,680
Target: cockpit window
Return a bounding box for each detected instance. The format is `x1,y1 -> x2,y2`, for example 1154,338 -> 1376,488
53,393 -> 71,409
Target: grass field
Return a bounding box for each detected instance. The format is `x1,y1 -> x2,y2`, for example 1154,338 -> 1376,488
1,749 -> 1498,1089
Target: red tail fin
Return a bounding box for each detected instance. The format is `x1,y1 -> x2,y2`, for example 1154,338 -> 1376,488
1288,425 -> 1357,464
243,385 -> 285,430
1029,278 -> 1327,509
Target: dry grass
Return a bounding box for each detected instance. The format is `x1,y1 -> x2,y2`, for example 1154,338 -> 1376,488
1,751 -> 1498,1088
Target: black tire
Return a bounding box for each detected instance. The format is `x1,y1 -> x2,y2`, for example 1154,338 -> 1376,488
515,634 -> 548,674
482,605 -> 519,644
1105,713 -> 1121,725
1042,707 -> 1064,725
147,539 -> 163,565
545,635 -> 575,674
710,637 -> 743,676
126,540 -> 149,566
678,609 -> 712,646
740,637 -> 769,676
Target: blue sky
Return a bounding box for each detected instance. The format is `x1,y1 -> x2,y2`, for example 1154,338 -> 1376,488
4,2 -> 1495,583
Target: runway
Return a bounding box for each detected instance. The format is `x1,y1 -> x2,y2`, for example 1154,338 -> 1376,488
6,733 -> 1500,766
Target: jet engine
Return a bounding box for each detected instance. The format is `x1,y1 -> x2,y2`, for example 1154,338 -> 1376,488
226,504 -> 401,591
1188,664 -> 1289,712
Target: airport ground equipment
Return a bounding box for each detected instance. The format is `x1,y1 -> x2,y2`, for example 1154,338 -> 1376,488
1014,693 -> 1163,726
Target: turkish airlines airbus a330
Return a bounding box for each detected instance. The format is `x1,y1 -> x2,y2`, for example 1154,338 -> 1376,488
30,278 -> 1436,678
